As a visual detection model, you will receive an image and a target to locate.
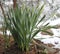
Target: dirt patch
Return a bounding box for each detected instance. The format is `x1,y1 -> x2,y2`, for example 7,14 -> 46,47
0,34 -> 60,54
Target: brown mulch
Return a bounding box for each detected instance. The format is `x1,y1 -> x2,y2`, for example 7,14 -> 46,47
0,34 -> 5,54
0,34 -> 60,54
0,34 -> 14,54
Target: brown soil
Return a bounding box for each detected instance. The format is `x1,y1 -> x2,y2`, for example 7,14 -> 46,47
0,34 -> 14,54
3,39 -> 47,54
0,34 -> 60,54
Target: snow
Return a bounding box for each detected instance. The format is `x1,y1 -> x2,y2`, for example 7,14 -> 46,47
41,37 -> 60,45
54,44 -> 60,49
49,18 -> 60,26
0,30 -> 11,36
51,29 -> 60,36
34,18 -> 60,49
34,31 -> 60,48
5,1 -> 13,5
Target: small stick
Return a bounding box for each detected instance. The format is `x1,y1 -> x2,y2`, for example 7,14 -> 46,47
32,39 -> 56,53
0,1 -> 6,18
13,0 -> 17,8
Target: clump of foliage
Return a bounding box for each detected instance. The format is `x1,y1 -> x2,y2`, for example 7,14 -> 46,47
3,3 -> 54,52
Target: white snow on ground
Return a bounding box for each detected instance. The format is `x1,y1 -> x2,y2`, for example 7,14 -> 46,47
34,32 -> 60,49
34,18 -> 60,49
49,18 -> 60,26
41,37 -> 60,45
0,30 -> 11,36
5,1 -> 13,5
54,44 -> 60,49
41,36 -> 60,49
51,28 -> 60,36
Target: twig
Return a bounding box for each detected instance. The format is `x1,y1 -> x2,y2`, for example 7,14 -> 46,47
13,0 -> 17,8
0,1 -> 6,18
32,39 -> 56,53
